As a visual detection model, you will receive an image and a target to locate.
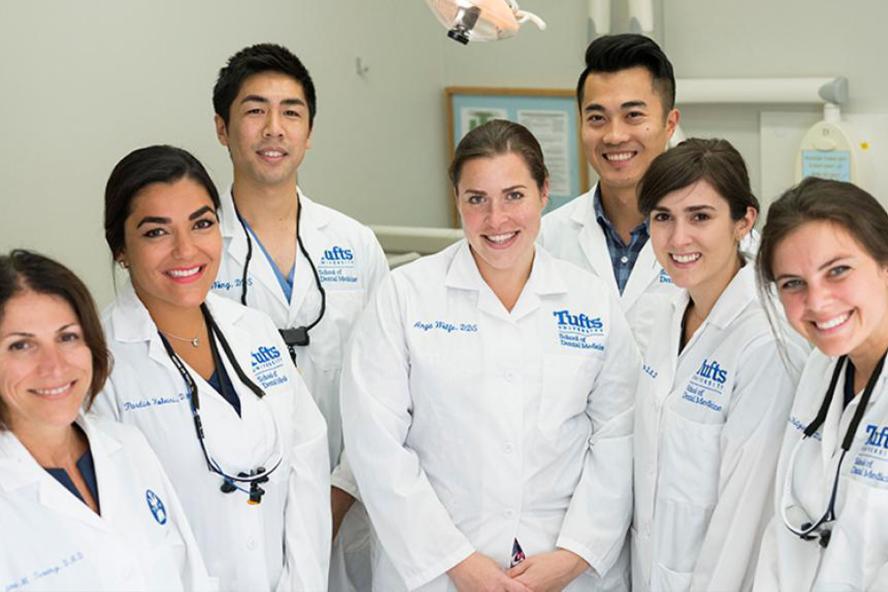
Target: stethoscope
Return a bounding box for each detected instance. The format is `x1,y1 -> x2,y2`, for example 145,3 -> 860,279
160,303 -> 284,505
233,194 -> 326,364
781,350 -> 887,548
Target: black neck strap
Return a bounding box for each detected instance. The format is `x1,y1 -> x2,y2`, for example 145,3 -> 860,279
804,350 -> 887,452
232,192 -> 326,349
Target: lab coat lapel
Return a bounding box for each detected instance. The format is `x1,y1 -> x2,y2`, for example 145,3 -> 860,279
445,241 -> 511,321
78,415 -> 124,529
573,193 -> 620,299
658,290 -> 688,398
220,188 -> 248,270
109,281 -> 182,369
0,422 -> 107,531
621,241 -> 660,312
224,187 -> 291,309
513,248 -> 567,320
288,191 -> 327,318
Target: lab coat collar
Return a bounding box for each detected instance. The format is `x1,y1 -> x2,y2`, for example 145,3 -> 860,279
697,260 -> 757,330
667,259 -> 757,335
220,186 -> 329,310
220,186 -> 331,238
572,183 -> 663,310
444,240 -> 566,320
572,187 -> 620,299
108,281 -> 244,360
0,415 -> 119,530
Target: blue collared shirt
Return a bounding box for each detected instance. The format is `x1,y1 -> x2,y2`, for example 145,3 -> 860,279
593,187 -> 649,294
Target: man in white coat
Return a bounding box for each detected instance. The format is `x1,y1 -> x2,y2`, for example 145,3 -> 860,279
538,34 -> 680,355
210,43 -> 389,592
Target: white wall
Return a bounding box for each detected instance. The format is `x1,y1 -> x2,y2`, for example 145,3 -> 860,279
662,0 -> 888,204
1,0 -> 883,305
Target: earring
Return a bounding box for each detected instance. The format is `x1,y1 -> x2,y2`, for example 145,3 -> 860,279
118,260 -> 130,269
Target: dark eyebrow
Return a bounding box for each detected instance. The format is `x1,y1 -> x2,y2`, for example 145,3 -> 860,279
240,95 -> 306,108
462,188 -> 487,195
0,323 -> 78,340
502,185 -> 527,193
189,205 -> 216,220
240,95 -> 270,105
621,100 -> 647,110
136,216 -> 171,228
584,100 -> 648,114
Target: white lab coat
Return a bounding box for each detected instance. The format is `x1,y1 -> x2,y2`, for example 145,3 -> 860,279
538,186 -> 758,357
341,240 -> 640,592
94,284 -> 330,592
754,350 -> 888,591
213,188 -> 389,592
0,414 -> 215,592
632,263 -> 804,592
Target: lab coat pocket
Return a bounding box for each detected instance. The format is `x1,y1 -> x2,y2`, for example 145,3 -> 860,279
650,562 -> 692,592
655,410 -> 723,572
539,353 -> 600,438
820,477 -> 888,590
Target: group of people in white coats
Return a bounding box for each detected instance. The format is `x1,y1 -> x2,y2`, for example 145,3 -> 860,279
2,33 -> 888,592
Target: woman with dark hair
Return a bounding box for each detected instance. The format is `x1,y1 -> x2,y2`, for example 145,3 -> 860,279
341,120 -> 640,592
753,178 -> 888,591
631,138 -> 805,591
94,145 -> 330,592
0,250 -> 213,591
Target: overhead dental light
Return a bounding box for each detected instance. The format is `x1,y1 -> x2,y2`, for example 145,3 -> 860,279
426,0 -> 546,45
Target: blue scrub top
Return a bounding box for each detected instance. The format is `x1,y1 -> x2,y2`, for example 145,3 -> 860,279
242,218 -> 295,302
46,446 -> 100,511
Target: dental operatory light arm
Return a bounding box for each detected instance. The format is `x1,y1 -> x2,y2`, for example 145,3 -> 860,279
426,0 -> 546,45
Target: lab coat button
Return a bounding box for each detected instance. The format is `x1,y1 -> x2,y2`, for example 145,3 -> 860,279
504,443 -> 513,454
505,509 -> 515,518
246,538 -> 257,551
504,371 -> 515,382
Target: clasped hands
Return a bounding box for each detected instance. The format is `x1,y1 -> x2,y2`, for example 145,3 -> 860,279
448,549 -> 589,592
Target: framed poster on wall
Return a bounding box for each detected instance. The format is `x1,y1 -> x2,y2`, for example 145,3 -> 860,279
445,86 -> 589,226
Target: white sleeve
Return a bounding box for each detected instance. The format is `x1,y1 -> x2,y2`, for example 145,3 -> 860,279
363,227 -> 391,302
557,291 -> 640,576
341,276 -> 474,590
690,338 -> 803,592
330,450 -> 359,499
328,226 -> 390,499
276,339 -> 332,592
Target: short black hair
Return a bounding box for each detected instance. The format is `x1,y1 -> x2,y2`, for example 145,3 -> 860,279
213,43 -> 317,129
576,34 -> 675,114
104,145 -> 220,260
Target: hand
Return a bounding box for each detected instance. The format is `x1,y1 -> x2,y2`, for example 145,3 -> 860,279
506,549 -> 589,592
330,486 -> 356,541
448,552 -> 533,592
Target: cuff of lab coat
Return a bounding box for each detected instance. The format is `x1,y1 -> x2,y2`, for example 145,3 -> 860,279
330,454 -> 361,500
556,536 -> 602,579
403,542 -> 475,591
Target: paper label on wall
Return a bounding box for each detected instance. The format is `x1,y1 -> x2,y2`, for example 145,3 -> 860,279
460,107 -> 509,138
801,149 -> 851,182
517,110 -> 570,196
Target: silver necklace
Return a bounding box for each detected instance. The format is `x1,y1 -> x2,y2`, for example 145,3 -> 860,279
161,331 -> 201,348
